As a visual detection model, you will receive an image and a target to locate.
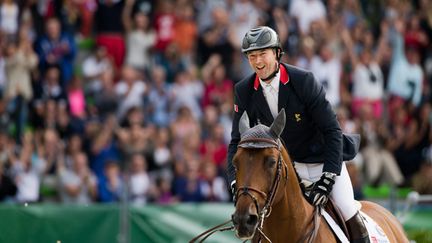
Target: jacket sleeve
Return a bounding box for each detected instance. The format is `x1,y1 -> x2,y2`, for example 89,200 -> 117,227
227,86 -> 244,184
302,72 -> 343,174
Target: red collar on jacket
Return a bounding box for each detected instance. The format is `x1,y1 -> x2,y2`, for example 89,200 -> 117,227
254,64 -> 289,90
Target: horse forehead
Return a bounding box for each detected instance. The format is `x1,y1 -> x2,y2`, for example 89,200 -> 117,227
239,125 -> 279,149
236,147 -> 274,163
241,124 -> 274,140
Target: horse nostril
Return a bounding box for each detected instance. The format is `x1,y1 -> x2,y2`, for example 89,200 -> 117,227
246,214 -> 258,226
231,214 -> 238,225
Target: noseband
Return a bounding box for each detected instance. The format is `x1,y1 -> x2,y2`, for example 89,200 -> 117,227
235,137 -> 288,239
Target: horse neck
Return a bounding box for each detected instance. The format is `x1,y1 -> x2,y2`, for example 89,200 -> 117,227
268,147 -> 314,234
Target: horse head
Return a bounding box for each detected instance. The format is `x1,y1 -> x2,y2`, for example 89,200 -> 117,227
231,109 -> 287,240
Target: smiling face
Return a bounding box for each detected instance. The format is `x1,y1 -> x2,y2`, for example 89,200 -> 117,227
246,48 -> 278,80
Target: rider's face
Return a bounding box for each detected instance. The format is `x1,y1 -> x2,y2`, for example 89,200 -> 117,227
246,48 -> 278,80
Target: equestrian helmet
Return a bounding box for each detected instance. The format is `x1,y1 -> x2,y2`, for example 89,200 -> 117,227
241,26 -> 282,54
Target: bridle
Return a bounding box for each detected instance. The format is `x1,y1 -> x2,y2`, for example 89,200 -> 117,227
235,137 -> 288,243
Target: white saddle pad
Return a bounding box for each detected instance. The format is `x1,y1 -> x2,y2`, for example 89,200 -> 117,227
322,208 -> 390,243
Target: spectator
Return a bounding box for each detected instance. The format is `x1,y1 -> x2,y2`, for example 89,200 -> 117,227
81,46 -> 115,94
92,69 -> 119,119
412,146 -> 432,194
89,115 -> 121,179
170,106 -> 200,160
201,161 -> 229,202
146,66 -> 171,127
342,25 -> 387,119
289,0 -> 326,35
123,0 -> 156,75
98,160 -> 123,202
37,66 -> 68,103
173,159 -> 206,202
310,40 -> 342,107
116,106 -> 152,159
173,3 -> 197,64
0,0 -> 19,38
4,33 -> 38,141
76,0 -> 97,37
94,0 -> 127,69
154,43 -> 187,84
169,69 -> 203,119
197,6 -> 234,69
64,133 -> 84,168
150,127 -> 172,178
4,29 -> 38,103
153,0 -> 176,54
199,123 -> 227,170
155,176 -> 176,204
201,54 -> 233,109
9,132 -> 45,203
35,17 -> 76,86
128,153 -> 150,205
0,160 -> 17,202
115,66 -> 147,119
58,152 -> 98,204
387,18 -> 423,120
67,77 -> 87,120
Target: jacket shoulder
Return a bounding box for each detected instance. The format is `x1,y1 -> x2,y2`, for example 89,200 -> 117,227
283,63 -> 312,81
235,73 -> 255,90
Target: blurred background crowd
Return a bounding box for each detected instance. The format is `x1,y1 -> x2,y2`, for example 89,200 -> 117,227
0,0 -> 431,205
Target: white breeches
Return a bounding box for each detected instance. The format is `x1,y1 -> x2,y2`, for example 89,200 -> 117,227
294,162 -> 358,221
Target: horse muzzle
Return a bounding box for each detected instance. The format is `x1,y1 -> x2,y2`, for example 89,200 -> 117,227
231,210 -> 259,240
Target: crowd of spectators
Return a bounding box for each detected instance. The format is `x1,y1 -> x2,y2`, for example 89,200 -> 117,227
0,0 -> 432,205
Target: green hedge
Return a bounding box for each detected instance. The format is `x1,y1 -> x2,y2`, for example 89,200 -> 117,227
0,203 -> 430,243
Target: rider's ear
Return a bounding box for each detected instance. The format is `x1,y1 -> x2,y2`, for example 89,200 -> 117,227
239,111 -> 251,135
270,109 -> 286,137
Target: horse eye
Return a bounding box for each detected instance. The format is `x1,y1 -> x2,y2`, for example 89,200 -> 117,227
265,158 -> 276,167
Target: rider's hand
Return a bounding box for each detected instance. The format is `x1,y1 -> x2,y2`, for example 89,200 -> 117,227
308,172 -> 336,206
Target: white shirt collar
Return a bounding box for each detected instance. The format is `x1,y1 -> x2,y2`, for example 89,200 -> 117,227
259,69 -> 280,92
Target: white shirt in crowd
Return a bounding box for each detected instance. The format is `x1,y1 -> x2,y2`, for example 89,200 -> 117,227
125,30 -> 156,71
129,172 -> 150,205
289,0 -> 326,34
115,80 -> 146,119
310,56 -> 341,107
59,169 -> 97,204
82,56 -> 112,80
352,63 -> 384,100
0,3 -> 19,35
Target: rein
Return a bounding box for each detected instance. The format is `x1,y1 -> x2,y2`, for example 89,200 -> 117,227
189,219 -> 234,243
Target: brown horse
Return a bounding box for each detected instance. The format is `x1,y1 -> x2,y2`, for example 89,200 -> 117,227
231,110 -> 408,243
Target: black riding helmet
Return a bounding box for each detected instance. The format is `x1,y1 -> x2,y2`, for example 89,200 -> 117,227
242,26 -> 284,81
241,26 -> 283,60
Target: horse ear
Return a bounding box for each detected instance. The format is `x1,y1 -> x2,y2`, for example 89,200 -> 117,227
270,109 -> 286,137
239,111 -> 250,135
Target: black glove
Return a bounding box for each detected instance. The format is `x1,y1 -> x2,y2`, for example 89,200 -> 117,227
308,172 -> 336,206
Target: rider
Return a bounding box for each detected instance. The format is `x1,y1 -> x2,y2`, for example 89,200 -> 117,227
227,26 -> 370,243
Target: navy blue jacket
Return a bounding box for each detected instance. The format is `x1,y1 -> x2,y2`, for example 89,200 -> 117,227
227,63 -> 359,183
